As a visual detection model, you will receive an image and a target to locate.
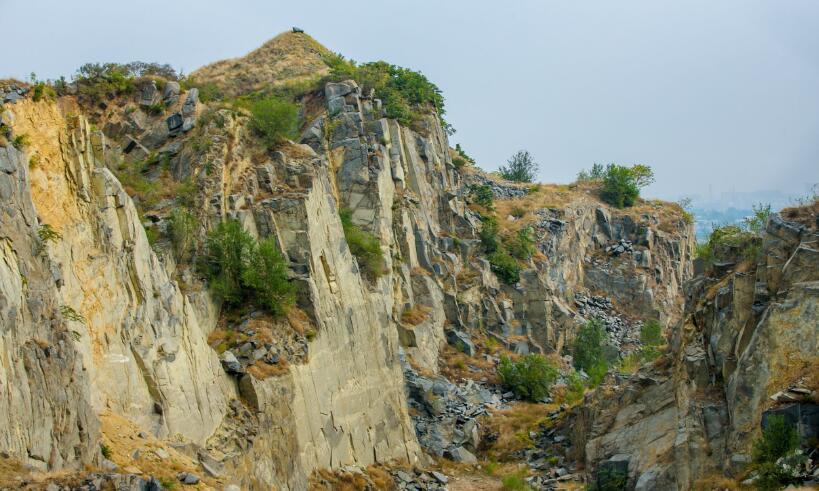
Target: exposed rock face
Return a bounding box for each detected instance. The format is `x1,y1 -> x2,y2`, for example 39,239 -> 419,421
571,208 -> 819,489
0,49 -> 695,488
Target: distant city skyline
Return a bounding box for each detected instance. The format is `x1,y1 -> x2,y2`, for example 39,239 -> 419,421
2,0 -> 817,201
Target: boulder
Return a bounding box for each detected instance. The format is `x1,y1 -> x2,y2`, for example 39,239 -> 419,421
447,446 -> 477,463
446,330 -> 476,356
163,81 -> 180,105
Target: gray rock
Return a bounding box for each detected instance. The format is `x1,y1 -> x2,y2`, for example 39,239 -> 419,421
182,89 -> 198,116
430,471 -> 448,484
163,81 -> 180,105
139,81 -> 159,106
220,351 -> 243,374
166,113 -> 184,133
446,330 -> 476,356
100,458 -> 118,471
447,446 -> 477,463
178,472 -> 200,485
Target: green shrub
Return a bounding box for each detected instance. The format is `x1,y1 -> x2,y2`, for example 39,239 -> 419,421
31,83 -> 55,102
249,95 -> 300,149
594,465 -> 629,491
323,54 -> 447,129
489,250 -> 521,284
479,215 -> 500,253
339,208 -> 386,279
203,220 -> 294,315
743,202 -> 772,234
572,318 -> 607,373
600,164 -> 640,208
498,354 -> 558,402
753,414 -> 798,464
181,79 -> 222,103
577,163 -> 605,182
454,143 -> 474,165
564,370 -> 586,403
204,220 -> 256,305
470,184 -> 494,208
500,472 -> 532,491
506,227 -> 535,260
75,63 -> 136,104
640,319 -> 664,355
499,150 -> 538,183
168,208 -> 198,262
696,224 -> 759,267
100,443 -> 112,459
11,133 -> 29,150
242,238 -> 295,316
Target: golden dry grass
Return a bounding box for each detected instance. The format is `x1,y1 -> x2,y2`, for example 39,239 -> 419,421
190,31 -> 331,98
781,198 -> 819,229
480,402 -> 556,461
401,304 -> 432,326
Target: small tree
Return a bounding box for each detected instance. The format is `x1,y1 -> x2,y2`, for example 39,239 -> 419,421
629,164 -> 655,188
600,164 -> 640,208
340,209 -> 386,279
577,163 -> 605,182
488,250 -> 521,284
470,184 -> 494,208
498,354 -> 558,401
640,319 -> 664,361
572,318 -> 608,374
168,208 -> 198,262
506,227 -> 535,260
499,150 -> 538,183
250,96 -> 300,150
479,215 -> 500,253
242,238 -> 295,315
203,220 -> 255,305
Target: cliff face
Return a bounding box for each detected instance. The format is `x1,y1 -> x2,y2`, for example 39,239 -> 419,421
570,206 -> 818,489
0,34 -> 698,489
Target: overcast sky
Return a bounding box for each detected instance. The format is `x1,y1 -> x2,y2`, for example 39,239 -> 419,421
2,0 -> 817,201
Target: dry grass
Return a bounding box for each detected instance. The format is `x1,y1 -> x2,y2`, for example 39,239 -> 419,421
401,304 -> 432,326
190,31 -> 330,99
692,474 -> 742,490
309,466 -> 395,491
246,358 -> 290,379
480,402 -> 556,461
286,307 -> 312,335
781,198 -> 819,229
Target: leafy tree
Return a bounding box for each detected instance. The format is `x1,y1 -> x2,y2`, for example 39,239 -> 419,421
572,318 -> 608,373
498,354 -> 558,401
340,209 -> 386,279
499,150 -> 538,183
600,164 -> 640,208
754,414 -> 798,464
242,238 -> 295,315
629,164 -> 655,188
249,95 -> 300,149
204,220 -> 255,305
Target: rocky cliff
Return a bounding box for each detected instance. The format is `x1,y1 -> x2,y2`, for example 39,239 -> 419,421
570,204 -> 819,489
0,32 -> 731,491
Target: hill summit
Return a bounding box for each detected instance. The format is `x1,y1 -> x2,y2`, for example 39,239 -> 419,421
190,30 -> 330,97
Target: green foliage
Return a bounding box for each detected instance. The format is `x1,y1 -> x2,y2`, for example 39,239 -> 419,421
696,224 -> 760,266
60,305 -> 86,325
577,163 -> 605,182
506,227 -> 535,260
572,318 -> 607,372
100,443 -> 112,459
489,251 -> 521,284
203,220 -> 294,315
37,223 -> 62,244
479,215 -> 500,253
204,220 -> 255,305
743,202 -> 772,235
594,466 -> 629,491
498,354 -> 558,402
339,209 -> 386,280
452,143 -> 475,169
500,472 -> 532,491
31,82 -> 56,102
752,415 -> 802,490
640,319 -> 663,347
753,415 -> 798,464
12,133 -> 29,150
564,370 -> 586,403
629,164 -> 655,187
499,150 -> 538,183
181,79 -> 223,103
242,238 -> 296,316
323,54 -> 447,129
470,184 -> 494,208
600,164 -> 640,208
249,95 -> 300,149
75,63 -> 136,103
168,208 -> 198,262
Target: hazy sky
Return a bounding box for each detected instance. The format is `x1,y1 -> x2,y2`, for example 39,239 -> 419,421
2,0 -> 818,201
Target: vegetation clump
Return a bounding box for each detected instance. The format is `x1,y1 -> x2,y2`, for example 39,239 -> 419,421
323,54 -> 449,132
498,354 -> 558,402
167,208 -> 198,262
499,150 -> 538,183
452,143 -> 475,169
203,220 -> 294,315
752,414 -> 803,490
470,184 -> 495,209
571,318 -> 614,386
249,95 -> 300,150
639,319 -> 664,361
339,208 -> 386,280
488,250 -> 521,284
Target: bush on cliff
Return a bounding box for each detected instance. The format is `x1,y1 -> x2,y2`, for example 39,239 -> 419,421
249,95 -> 300,149
572,318 -> 615,386
498,354 -> 558,402
489,251 -> 521,284
203,220 -> 293,314
752,414 -> 803,490
499,150 -> 539,183
593,163 -> 655,208
340,208 -> 386,280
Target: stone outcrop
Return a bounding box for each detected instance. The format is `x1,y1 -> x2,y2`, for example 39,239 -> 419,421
0,34 -> 697,489
570,207 -> 819,489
